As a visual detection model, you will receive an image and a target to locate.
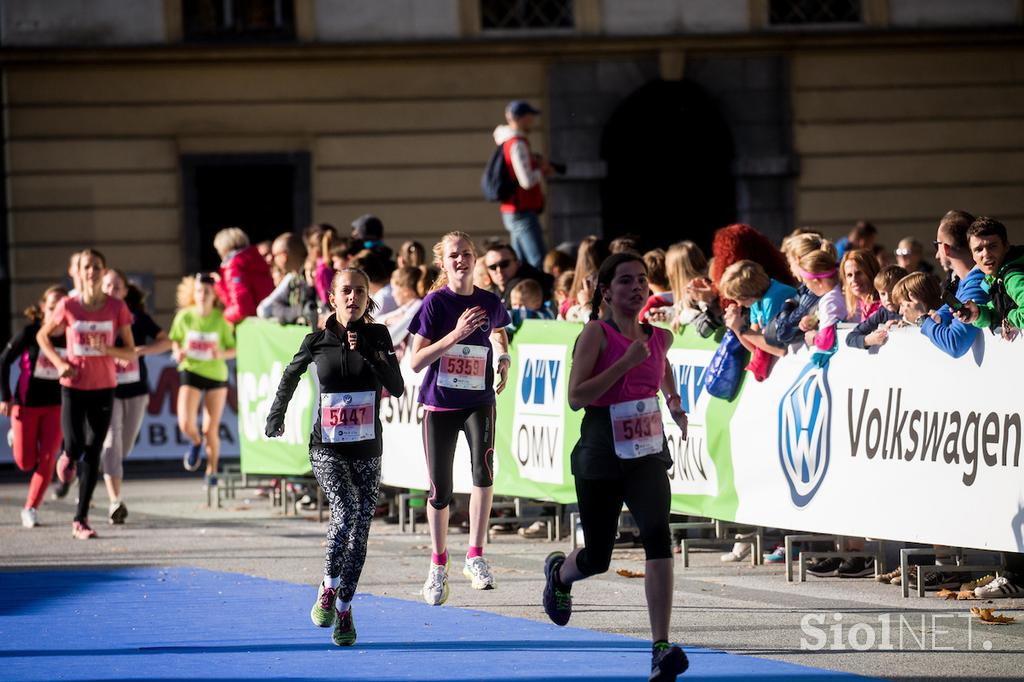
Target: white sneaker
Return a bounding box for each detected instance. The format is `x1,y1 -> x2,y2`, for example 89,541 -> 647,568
422,558 -> 450,606
975,575 -> 1024,598
20,507 -> 37,528
720,541 -> 751,562
463,555 -> 496,590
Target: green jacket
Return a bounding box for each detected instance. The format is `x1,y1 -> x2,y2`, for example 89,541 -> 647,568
974,246 -> 1024,331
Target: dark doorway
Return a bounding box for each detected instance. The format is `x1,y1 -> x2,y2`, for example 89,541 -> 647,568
182,153 -> 311,273
600,80 -> 734,254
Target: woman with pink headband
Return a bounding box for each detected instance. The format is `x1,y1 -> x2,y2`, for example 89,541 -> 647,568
798,247 -> 847,367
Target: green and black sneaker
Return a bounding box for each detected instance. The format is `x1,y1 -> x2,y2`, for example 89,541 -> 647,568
333,606 -> 357,647
310,582 -> 338,627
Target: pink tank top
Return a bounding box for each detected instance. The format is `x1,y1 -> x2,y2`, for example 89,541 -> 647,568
590,321 -> 668,407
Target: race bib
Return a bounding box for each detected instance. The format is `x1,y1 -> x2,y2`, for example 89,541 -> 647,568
33,347 -> 67,381
115,358 -> 141,385
437,344 -> 488,391
320,391 -> 375,443
610,397 -> 664,460
185,331 -> 219,361
72,320 -> 113,357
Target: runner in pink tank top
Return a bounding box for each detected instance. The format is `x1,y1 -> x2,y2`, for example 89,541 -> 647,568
539,252 -> 691,682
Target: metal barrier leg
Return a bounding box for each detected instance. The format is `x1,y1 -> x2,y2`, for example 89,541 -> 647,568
785,536 -> 794,582
901,549 -> 911,599
569,512 -> 579,551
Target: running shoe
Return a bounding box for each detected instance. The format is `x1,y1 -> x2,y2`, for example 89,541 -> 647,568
975,575 -> 1024,599
109,500 -> 127,525
332,606 -> 356,646
542,551 -> 572,626
960,575 -> 996,592
56,453 -> 76,485
20,507 -> 37,528
463,555 -> 496,590
837,556 -> 874,579
71,520 -> 97,540
650,643 -> 688,682
764,546 -> 795,564
720,541 -> 750,562
422,558 -> 450,606
183,442 -> 203,472
204,474 -> 218,488
807,557 -> 843,577
310,582 -> 338,627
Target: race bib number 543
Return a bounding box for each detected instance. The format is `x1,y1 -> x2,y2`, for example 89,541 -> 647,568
610,397 -> 664,460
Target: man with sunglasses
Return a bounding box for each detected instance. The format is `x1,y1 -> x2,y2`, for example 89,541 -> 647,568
920,209 -> 988,358
483,243 -> 553,311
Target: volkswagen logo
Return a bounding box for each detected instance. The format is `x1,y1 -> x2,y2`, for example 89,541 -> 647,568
462,346 -> 470,356
778,363 -> 831,508
342,394 -> 352,404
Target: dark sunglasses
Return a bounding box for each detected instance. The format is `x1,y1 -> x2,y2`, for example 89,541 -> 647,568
486,259 -> 513,271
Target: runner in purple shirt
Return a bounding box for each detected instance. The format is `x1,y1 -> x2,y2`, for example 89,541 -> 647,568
407,231 -> 511,606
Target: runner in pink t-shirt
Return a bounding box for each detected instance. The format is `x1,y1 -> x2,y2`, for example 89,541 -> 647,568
37,249 -> 135,540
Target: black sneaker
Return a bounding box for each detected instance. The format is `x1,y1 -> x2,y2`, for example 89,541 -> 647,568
542,551 -> 572,626
108,500 -> 128,525
912,569 -> 960,592
807,557 -> 843,577
838,556 -> 874,579
650,644 -> 688,682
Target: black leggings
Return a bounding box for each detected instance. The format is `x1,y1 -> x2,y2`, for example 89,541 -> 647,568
62,387 -> 115,523
309,447 -> 381,603
422,405 -> 495,509
575,456 -> 673,576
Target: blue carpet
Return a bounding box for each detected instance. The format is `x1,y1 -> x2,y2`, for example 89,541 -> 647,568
0,567 -> 873,681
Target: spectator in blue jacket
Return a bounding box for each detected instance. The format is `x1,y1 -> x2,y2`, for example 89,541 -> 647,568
921,210 -> 989,358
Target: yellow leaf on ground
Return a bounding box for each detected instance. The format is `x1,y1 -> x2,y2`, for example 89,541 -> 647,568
616,569 -> 645,578
970,607 -> 1016,624
936,589 -> 957,600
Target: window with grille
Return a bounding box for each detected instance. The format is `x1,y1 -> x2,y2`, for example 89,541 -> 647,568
481,0 -> 574,31
768,0 -> 861,25
183,0 -> 295,42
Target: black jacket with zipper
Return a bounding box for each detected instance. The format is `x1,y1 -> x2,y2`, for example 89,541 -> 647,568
266,316 -> 404,458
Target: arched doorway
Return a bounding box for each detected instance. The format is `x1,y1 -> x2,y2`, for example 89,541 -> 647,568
600,79 -> 734,254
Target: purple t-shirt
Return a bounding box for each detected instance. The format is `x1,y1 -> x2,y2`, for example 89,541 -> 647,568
408,286 -> 511,409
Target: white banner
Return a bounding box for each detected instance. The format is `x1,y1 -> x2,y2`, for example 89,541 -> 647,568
731,326 -> 1024,553
0,355 -> 240,463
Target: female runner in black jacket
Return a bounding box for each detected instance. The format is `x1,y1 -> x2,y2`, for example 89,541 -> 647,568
266,267 -> 403,647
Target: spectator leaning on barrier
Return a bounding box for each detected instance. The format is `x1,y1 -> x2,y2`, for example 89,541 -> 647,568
892,272 -> 943,329
493,100 -> 553,269
955,217 -> 1024,339
845,265 -> 906,350
258,232 -> 317,326
799,246 -> 847,367
764,233 -> 829,350
484,242 -> 553,311
835,219 -> 877,259
720,260 -> 797,365
920,210 -> 988,358
506,279 -> 554,340
895,236 -> 934,275
840,248 -> 881,322
212,227 -> 275,325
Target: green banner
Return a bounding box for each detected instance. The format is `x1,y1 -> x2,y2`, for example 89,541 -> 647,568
236,318 -> 745,521
236,320 -> 315,476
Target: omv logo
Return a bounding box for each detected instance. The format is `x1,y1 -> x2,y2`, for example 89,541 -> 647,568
778,363 -> 831,508
673,363 -> 706,413
521,358 -> 561,406
516,344 -> 565,416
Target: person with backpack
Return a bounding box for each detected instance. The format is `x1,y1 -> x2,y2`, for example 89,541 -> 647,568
955,217 -> 1024,338
485,100 -> 554,269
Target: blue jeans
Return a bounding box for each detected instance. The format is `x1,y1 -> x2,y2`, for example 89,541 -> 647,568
501,211 -> 546,269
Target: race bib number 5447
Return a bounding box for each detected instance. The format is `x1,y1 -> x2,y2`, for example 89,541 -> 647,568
321,391 -> 375,443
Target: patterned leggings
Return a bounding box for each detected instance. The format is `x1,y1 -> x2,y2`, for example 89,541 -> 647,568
308,447 -> 382,602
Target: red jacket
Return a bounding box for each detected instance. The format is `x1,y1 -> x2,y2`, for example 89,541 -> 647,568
215,245 -> 275,324
498,136 -> 544,214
